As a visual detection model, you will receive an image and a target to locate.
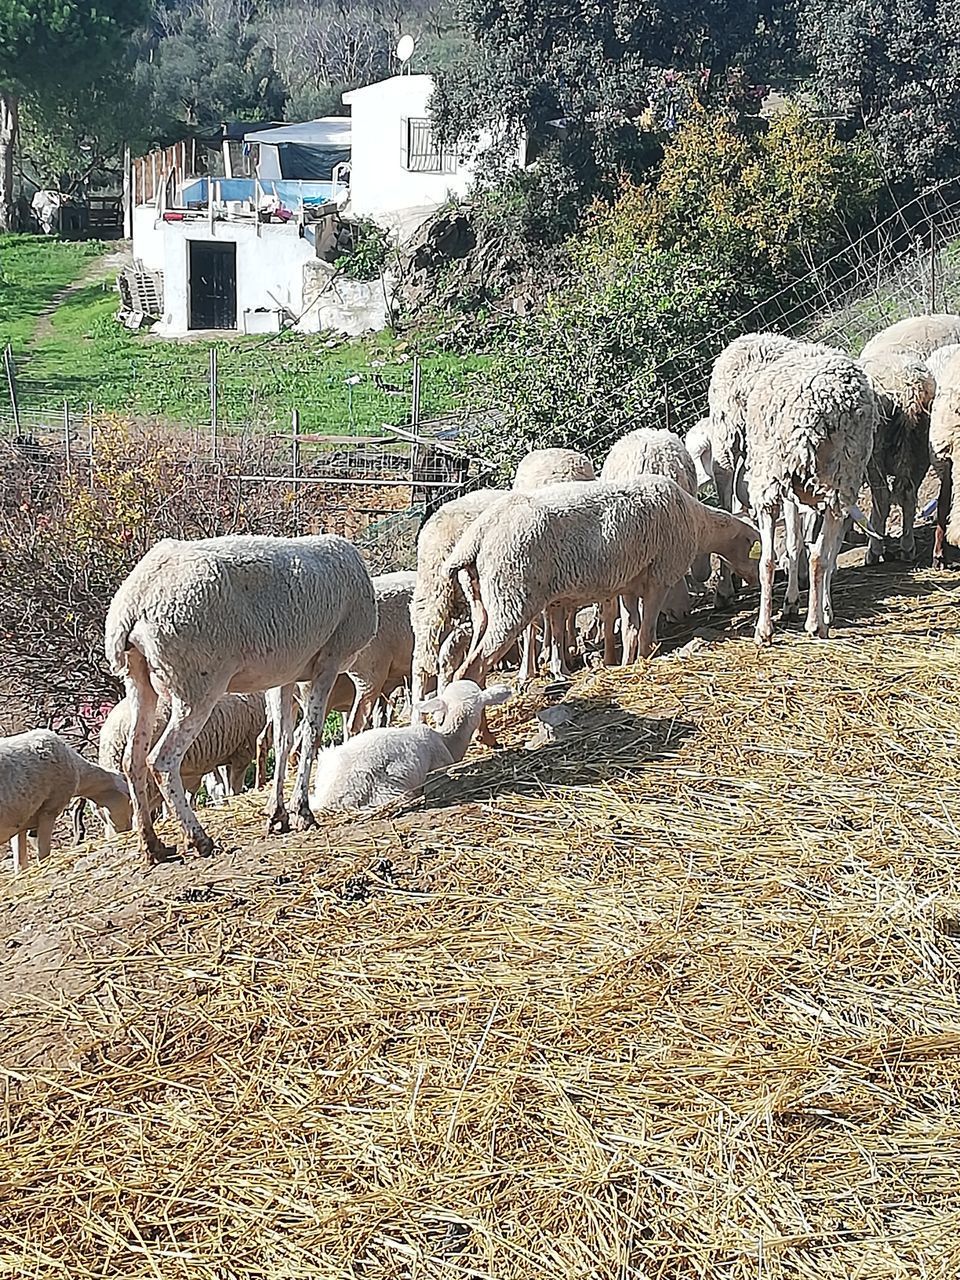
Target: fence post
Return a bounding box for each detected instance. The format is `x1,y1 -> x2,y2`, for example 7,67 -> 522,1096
291,409 -> 301,535
87,403 -> 95,488
63,401 -> 71,475
929,216 -> 937,315
411,355 -> 421,429
209,346 -> 219,461
3,344 -> 20,434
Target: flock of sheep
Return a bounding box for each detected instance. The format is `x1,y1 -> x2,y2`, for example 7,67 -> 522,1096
4,311 -> 960,873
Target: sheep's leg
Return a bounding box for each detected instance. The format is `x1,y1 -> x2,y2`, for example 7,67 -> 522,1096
346,677 -> 383,738
781,501 -> 803,619
806,509 -> 844,639
754,507 -> 778,646
637,585 -> 669,659
266,683 -> 296,833
33,812 -> 57,861
602,597 -> 619,666
900,484 -> 918,561
865,467 -> 890,565
226,755 -> 251,796
11,830 -> 28,875
289,660 -> 341,829
620,595 -> 641,665
519,622 -> 538,684
710,465 -> 737,602
934,461 -> 952,570
547,606 -> 573,678
149,694 -> 221,857
122,650 -> 168,865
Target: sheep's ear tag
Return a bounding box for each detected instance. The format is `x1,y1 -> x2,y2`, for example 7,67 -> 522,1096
749,541 -> 761,560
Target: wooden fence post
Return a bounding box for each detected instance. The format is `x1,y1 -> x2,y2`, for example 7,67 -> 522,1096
87,403 -> 95,488
63,402 -> 71,475
3,344 -> 20,434
291,409 -> 301,535
210,346 -> 219,461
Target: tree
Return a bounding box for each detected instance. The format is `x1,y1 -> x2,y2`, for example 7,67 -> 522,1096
800,0 -> 960,185
0,0 -> 149,228
431,0 -> 798,202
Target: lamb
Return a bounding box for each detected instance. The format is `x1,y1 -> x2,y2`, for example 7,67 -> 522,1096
859,314 -> 960,362
924,344 -> 960,567
682,418 -> 715,491
512,448 -> 597,680
600,426 -> 704,628
86,692 -> 267,835
312,681 -> 511,813
0,730 -> 130,874
410,488 -> 504,713
446,477 -> 759,687
746,348 -> 879,645
105,534 -> 377,864
860,353 -> 936,563
928,346 -> 960,549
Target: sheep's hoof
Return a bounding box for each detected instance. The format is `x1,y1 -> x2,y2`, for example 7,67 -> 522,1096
290,809 -> 318,832
754,628 -> 774,647
144,840 -> 180,868
864,548 -> 883,567
780,599 -> 801,620
191,834 -> 215,858
265,810 -> 290,836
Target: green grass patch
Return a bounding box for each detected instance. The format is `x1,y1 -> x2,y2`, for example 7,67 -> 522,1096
6,245 -> 488,434
0,234 -> 105,351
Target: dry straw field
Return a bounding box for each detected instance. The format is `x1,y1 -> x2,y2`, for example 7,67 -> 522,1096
2,552 -> 960,1278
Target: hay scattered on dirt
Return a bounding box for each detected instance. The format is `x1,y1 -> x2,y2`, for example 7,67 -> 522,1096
2,562 -> 960,1278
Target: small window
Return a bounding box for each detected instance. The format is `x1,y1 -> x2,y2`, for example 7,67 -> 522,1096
401,117 -> 457,174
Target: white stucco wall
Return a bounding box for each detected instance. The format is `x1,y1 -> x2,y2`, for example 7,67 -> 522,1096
342,75 -> 478,227
132,205 -> 166,272
150,219 -> 316,335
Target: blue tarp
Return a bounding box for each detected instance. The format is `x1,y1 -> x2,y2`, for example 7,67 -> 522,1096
181,178 -> 345,207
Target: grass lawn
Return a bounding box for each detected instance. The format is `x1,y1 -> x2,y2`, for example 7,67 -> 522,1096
1,236 -> 489,434
0,234 -> 105,350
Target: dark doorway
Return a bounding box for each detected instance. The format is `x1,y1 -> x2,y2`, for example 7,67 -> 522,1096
188,240 -> 237,330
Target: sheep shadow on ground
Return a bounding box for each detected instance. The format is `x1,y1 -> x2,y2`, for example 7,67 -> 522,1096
420,696 -> 696,813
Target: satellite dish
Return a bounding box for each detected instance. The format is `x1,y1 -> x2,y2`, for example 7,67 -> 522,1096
396,34 -> 415,64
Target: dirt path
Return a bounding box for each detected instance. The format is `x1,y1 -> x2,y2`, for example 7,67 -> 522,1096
29,241 -> 133,344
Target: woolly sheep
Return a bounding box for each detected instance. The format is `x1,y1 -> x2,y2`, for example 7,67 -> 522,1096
105,534 -> 377,864
923,344 -> 960,567
928,346 -> 960,549
446,478 -> 759,688
512,448 -> 597,680
746,348 -> 879,644
88,692 -> 267,835
342,570 -> 416,737
859,314 -> 960,362
925,343 -> 960,383
410,488 -> 504,715
860,353 -> 936,563
312,680 -> 511,813
682,418 -> 714,490
600,426 -> 704,626
0,730 -> 130,874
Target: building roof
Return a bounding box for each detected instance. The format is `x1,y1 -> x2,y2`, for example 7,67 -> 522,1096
243,118 -> 352,148
342,74 -> 435,104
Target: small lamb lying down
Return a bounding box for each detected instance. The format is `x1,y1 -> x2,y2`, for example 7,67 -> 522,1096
312,680 -> 511,813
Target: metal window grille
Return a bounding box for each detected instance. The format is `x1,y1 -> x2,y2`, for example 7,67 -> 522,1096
401,117 -> 456,174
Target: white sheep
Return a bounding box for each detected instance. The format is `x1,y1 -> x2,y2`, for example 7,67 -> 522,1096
923,344 -> 960,567
746,348 -> 879,644
0,730 -> 130,874
410,488 -> 504,714
860,353 -> 936,563
928,345 -> 960,549
105,534 -> 377,864
87,692 -> 267,835
859,314 -> 960,362
512,448 -> 597,680
446,477 -> 759,688
683,418 -> 714,490
600,426 -> 704,626
312,680 -> 511,813
342,570 -> 416,737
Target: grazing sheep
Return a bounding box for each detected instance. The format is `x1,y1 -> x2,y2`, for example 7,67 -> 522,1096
410,488 -> 504,714
928,346 -> 960,549
513,448 -> 597,680
600,427 -> 704,626
312,681 -> 511,813
746,349 -> 879,644
446,478 -> 759,689
0,730 -> 130,874
105,534 -> 377,864
342,570 -> 416,737
683,418 -> 715,491
860,354 -> 936,563
88,692 -> 267,835
860,314 -> 960,362
924,344 -> 960,567
512,448 -> 595,488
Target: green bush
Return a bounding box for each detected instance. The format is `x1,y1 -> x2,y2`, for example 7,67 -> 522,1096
337,220 -> 392,282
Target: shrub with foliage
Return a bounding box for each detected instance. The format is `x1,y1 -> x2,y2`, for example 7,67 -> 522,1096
336,219 -> 393,282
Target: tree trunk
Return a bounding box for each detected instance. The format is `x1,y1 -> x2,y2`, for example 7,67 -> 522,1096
0,91 -> 19,232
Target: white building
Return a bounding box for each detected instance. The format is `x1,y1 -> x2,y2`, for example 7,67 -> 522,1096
128,72 -> 522,337
342,74 -> 518,236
